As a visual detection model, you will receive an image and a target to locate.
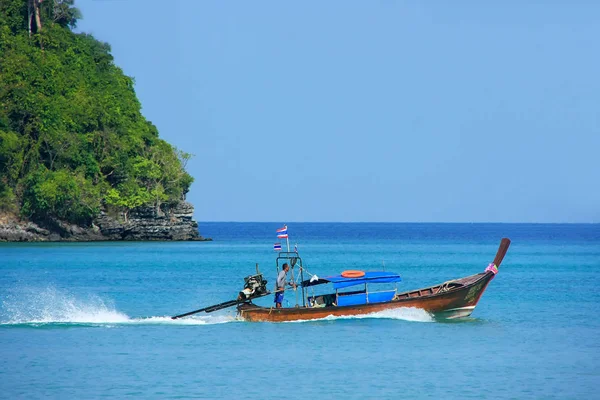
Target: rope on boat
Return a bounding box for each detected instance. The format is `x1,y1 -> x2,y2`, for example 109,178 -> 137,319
299,266 -> 316,278
438,282 -> 449,293
297,266 -> 320,305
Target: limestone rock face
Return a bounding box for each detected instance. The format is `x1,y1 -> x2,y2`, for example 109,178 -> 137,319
96,201 -> 202,241
0,214 -> 59,241
0,201 -> 210,242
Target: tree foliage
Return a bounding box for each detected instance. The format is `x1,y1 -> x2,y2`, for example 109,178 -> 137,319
0,0 -> 194,224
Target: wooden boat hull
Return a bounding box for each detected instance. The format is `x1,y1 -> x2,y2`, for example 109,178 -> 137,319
237,271 -> 495,322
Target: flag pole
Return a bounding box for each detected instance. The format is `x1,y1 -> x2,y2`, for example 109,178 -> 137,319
286,225 -> 290,252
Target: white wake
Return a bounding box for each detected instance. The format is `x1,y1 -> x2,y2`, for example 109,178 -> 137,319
284,307 -> 434,323
0,287 -> 236,326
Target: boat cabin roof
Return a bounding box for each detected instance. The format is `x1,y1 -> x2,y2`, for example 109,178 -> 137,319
302,271 -> 401,289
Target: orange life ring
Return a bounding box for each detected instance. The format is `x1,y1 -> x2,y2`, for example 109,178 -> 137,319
341,270 -> 365,278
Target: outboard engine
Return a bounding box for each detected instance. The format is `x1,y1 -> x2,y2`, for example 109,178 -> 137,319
238,273 -> 268,301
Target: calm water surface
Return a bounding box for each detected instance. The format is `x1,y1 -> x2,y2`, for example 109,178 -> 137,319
1,223 -> 599,399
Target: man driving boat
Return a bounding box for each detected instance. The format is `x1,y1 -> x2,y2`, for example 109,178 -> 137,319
274,263 -> 295,308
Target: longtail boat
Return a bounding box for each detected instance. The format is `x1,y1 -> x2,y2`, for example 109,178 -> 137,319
172,238 -> 511,322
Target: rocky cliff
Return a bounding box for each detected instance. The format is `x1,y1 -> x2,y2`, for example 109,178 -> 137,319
0,201 -> 210,242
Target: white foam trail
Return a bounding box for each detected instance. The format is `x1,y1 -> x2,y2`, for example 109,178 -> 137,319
0,287 -> 237,326
1,286 -> 129,324
284,307 -> 434,323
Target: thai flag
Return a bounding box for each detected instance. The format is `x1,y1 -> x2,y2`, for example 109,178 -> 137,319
273,243 -> 282,251
276,225 -> 288,238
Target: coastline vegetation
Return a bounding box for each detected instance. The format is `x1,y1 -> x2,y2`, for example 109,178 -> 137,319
0,0 -> 193,225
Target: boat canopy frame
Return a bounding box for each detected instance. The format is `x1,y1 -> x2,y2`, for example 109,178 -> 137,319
275,252 -> 306,307
275,253 -> 402,309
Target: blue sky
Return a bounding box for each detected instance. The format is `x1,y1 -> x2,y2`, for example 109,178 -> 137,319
77,1 -> 599,222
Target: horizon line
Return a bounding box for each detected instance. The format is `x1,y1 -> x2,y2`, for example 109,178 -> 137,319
197,221 -> 600,225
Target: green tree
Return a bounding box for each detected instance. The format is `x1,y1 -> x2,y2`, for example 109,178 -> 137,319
0,0 -> 196,225
21,167 -> 101,224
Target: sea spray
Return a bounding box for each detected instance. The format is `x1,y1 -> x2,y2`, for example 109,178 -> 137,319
0,286 -> 238,326
1,286 -> 129,324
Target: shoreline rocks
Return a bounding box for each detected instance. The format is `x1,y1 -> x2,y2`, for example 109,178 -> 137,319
0,201 -> 211,242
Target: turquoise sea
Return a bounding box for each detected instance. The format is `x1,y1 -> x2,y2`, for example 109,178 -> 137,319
1,223 -> 599,399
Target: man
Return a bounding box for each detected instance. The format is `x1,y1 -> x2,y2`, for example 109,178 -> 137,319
274,263 -> 295,308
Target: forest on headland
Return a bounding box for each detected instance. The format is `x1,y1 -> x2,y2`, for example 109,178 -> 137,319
0,0 -> 193,226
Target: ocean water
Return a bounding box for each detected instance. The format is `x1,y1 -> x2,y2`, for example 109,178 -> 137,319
1,223 -> 599,399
